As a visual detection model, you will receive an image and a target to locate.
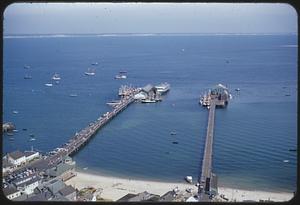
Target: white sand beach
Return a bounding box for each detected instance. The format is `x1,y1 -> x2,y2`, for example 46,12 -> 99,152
65,171 -> 196,201
65,171 -> 294,202
217,187 -> 294,202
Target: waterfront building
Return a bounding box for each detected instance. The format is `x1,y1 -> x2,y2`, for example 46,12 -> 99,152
7,151 -> 26,166
56,185 -> 77,201
26,178 -> 76,201
43,179 -> 66,194
134,92 -> 147,100
186,196 -> 199,202
44,156 -> 76,181
2,158 -> 14,173
159,190 -> 177,201
141,84 -> 157,96
117,191 -> 160,202
24,151 -> 40,162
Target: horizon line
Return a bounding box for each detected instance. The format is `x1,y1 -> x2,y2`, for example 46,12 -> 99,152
3,32 -> 298,38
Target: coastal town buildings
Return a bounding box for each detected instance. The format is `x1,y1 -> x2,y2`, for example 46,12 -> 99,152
7,151 -> 26,166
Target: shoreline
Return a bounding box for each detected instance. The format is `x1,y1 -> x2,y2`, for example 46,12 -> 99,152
65,171 -> 294,202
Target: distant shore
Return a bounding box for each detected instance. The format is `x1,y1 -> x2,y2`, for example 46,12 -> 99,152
65,171 -> 294,202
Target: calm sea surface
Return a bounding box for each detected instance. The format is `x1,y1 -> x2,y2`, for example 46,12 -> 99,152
3,35 -> 297,192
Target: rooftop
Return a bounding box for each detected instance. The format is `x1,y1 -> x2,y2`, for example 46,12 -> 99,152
58,185 -> 76,197
142,84 -> 155,93
13,175 -> 40,187
117,193 -> 138,202
3,186 -> 19,196
24,151 -> 38,157
2,159 -> 13,168
8,151 -> 25,160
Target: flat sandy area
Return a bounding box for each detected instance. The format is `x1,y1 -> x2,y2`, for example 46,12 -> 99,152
218,187 -> 294,202
65,171 -> 294,202
65,171 -> 196,201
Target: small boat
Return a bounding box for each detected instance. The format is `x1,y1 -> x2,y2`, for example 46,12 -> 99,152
83,167 -> 88,170
285,94 -> 291,96
24,75 -> 32,79
91,62 -> 98,65
23,65 -> 31,69
45,83 -> 53,87
12,110 -> 19,114
170,131 -> 177,135
115,71 -> 127,79
289,149 -> 297,152
141,99 -> 156,103
69,94 -> 78,97
13,129 -> 18,133
22,128 -> 27,131
7,133 -> 14,136
52,73 -> 61,80
283,160 -> 289,163
106,100 -> 121,106
185,176 -> 193,183
172,141 -> 179,144
29,134 -> 35,137
85,68 -> 96,76
29,138 -> 36,141
235,88 -> 240,91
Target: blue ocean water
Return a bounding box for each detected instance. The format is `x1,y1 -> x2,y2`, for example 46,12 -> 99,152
3,35 -> 297,192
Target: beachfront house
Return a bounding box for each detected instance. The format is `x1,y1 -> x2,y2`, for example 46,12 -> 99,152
57,185 -> 77,201
159,190 -> 178,201
117,191 -> 160,202
45,156 -> 76,181
7,151 -> 26,166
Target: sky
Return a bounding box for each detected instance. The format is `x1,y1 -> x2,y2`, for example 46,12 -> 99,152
3,3 -> 298,35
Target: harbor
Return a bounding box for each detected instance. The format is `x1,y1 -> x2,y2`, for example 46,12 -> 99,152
3,82 -> 227,202
2,83 -> 170,178
2,10 -> 297,201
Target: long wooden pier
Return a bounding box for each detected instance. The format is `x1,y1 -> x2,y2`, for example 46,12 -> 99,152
46,87 -> 140,165
199,100 -> 216,193
197,84 -> 230,201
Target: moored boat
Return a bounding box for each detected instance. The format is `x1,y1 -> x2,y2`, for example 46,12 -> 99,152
115,71 -> 127,79
141,99 -> 156,103
155,82 -> 170,94
85,68 -> 96,76
52,73 -> 61,80
185,176 -> 193,183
